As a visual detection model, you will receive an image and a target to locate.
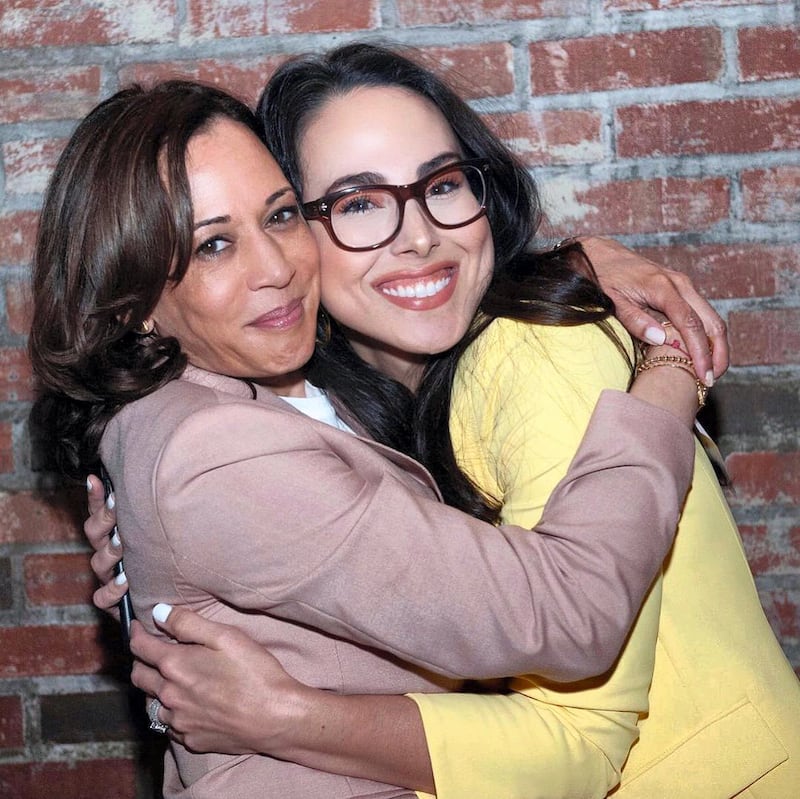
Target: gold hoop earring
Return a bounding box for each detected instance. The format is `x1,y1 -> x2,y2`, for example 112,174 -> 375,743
316,308 -> 331,346
138,318 -> 155,335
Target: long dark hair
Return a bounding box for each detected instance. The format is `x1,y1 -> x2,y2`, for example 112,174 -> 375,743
29,80 -> 263,479
260,43 -> 623,522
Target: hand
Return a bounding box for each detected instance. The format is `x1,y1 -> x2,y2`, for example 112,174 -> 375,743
130,607 -> 306,755
85,474 -> 126,617
579,236 -> 729,384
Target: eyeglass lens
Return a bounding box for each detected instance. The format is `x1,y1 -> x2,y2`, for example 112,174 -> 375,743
328,163 -> 486,250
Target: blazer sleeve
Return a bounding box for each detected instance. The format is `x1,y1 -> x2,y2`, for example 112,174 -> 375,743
410,319 -> 663,799
151,378 -> 691,683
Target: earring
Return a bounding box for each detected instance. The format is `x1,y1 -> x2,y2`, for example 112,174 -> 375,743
138,318 -> 155,335
316,308 -> 331,346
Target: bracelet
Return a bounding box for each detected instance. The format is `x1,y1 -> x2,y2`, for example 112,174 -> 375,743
635,356 -> 709,409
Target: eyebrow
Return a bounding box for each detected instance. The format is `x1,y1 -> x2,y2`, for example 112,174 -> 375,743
193,186 -> 295,230
323,151 -> 463,195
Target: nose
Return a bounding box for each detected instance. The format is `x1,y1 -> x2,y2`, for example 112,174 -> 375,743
389,199 -> 439,257
247,234 -> 296,291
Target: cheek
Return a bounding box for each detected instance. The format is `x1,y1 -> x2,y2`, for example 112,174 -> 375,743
318,245 -> 372,313
463,225 -> 495,302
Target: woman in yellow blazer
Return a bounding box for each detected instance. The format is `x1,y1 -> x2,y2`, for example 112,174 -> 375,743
85,43 -> 800,798
429,316 -> 800,799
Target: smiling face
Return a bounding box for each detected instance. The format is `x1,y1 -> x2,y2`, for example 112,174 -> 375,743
298,86 -> 495,386
152,118 -> 321,396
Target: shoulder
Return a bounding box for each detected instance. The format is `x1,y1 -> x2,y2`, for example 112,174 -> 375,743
101,377 -> 316,472
460,317 -> 634,393
109,378 -> 261,436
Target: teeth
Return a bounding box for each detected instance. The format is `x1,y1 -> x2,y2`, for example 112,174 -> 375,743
382,275 -> 451,299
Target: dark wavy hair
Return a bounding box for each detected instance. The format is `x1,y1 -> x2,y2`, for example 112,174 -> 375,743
259,42 -> 624,522
29,80 -> 263,479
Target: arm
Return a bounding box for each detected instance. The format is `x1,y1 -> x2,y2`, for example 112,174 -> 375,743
152,388 -> 692,681
579,236 -> 729,383
128,610 -> 437,793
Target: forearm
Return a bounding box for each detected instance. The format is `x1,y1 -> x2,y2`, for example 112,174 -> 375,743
268,688 -> 434,793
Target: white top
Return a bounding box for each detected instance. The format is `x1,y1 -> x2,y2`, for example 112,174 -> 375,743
280,381 -> 355,434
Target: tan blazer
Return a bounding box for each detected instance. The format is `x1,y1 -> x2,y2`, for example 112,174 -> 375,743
100,365 -> 694,799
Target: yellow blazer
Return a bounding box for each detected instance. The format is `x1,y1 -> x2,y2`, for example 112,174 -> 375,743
411,319 -> 800,799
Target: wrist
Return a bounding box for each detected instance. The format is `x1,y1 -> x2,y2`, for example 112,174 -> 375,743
263,680 -> 340,760
635,355 -> 708,409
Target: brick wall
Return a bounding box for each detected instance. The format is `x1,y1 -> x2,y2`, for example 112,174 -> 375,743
1,1 -> 798,795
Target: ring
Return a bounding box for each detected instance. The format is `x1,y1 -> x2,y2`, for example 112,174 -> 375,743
147,697 -> 169,734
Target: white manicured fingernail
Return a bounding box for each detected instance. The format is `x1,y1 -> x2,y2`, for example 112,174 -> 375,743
110,531 -> 121,548
152,603 -> 173,623
114,569 -> 127,585
86,477 -> 93,492
644,326 -> 666,345
105,493 -> 115,511
705,370 -> 714,388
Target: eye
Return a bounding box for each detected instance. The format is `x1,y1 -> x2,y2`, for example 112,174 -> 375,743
194,236 -> 230,259
334,190 -> 387,217
267,203 -> 301,228
427,170 -> 463,198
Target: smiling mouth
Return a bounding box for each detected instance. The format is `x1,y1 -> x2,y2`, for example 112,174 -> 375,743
379,269 -> 454,300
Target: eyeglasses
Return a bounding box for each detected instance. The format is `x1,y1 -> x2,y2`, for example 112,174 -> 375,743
301,158 -> 490,252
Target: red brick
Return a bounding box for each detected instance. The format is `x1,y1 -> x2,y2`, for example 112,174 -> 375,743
739,26 -> 800,82
186,0 -> 268,39
398,0 -> 588,25
0,696 -> 24,749
486,109 -> 603,166
420,43 -> 515,100
0,424 -> 12,474
0,759 -> 137,799
270,0 -> 378,33
24,553 -> 95,607
741,166 -> 800,223
635,243 -> 795,300
740,525 -> 800,576
119,56 -> 286,107
616,98 -> 800,157
0,0 -> 175,47
726,451 -> 800,504
3,138 -> 65,197
542,176 -> 729,237
759,588 -> 800,641
729,308 -> 800,366
0,67 -> 101,124
5,281 -> 32,336
0,211 -> 39,267
605,0 -> 758,8
0,489 -> 85,546
0,348 -> 33,402
0,625 -> 108,677
530,28 -> 721,95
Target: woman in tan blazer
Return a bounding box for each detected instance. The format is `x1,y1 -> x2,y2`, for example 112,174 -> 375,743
30,79 -> 706,798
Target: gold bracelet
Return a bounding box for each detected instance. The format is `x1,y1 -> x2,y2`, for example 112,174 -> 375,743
636,356 -> 708,409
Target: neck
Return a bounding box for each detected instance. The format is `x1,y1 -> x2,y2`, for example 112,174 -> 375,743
254,370 -> 308,397
348,336 -> 426,392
